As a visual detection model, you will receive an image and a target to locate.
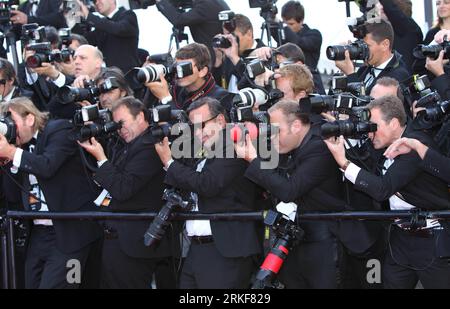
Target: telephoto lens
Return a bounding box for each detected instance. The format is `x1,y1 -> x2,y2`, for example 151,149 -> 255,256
136,64 -> 168,84
326,41 -> 370,61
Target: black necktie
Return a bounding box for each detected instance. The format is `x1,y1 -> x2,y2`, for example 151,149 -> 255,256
364,66 -> 377,89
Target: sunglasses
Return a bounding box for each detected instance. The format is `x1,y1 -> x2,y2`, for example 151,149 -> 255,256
189,114 -> 219,130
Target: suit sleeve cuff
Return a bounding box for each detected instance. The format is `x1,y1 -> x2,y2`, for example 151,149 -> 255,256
344,163 -> 361,184
52,73 -> 66,88
97,159 -> 108,168
12,148 -> 24,169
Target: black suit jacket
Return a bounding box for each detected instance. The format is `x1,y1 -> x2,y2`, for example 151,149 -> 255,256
156,0 -> 229,63
281,24 -> 322,70
379,0 -> 423,73
84,8 -> 140,74
164,142 -> 262,258
245,129 -> 346,212
93,129 -> 178,259
353,129 -> 450,210
19,0 -> 66,29
17,119 -> 102,253
421,148 -> 450,184
347,51 -> 411,94
244,129 -> 346,242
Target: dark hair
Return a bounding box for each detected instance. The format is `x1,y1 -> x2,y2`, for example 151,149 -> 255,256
365,18 -> 395,50
175,43 -> 211,72
281,1 -> 305,23
269,100 -> 310,125
275,43 -> 306,64
367,95 -> 407,126
186,97 -> 229,122
111,96 -> 149,122
234,14 -> 253,35
0,58 -> 16,82
70,33 -> 89,46
95,67 -> 134,96
45,26 -> 61,48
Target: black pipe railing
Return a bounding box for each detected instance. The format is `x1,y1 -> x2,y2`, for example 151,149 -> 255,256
3,209 -> 450,289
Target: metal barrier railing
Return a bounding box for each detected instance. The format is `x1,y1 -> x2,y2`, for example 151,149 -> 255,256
3,209 -> 450,289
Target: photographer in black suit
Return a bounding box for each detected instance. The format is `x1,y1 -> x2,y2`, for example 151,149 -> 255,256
76,0 -> 140,75
325,96 -> 450,289
154,97 -> 261,289
145,43 -> 234,112
335,18 -> 410,94
235,100 -> 346,289
0,97 -> 102,289
79,97 -> 177,289
213,14 -> 265,93
377,0 -> 423,72
10,0 -> 66,29
155,0 -> 230,63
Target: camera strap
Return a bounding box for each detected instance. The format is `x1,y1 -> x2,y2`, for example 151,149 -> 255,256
173,74 -> 216,109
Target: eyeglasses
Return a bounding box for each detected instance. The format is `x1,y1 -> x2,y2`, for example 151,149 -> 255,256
189,114 -> 219,129
0,79 -> 7,85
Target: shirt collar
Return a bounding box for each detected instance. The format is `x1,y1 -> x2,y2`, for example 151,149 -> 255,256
3,87 -> 16,102
108,7 -> 120,19
375,54 -> 394,71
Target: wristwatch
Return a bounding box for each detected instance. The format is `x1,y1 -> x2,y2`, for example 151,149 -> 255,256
341,160 -> 351,171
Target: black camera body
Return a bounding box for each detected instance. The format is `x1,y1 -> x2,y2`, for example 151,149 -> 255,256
150,104 -> 189,141
212,35 -> 232,49
73,105 -> 121,142
299,94 -> 335,114
58,78 -> 119,105
59,28 -> 72,48
252,209 -> 304,289
401,74 -> 433,107
321,107 -> 377,139
26,42 -> 74,68
144,188 -> 195,248
414,37 -> 450,60
327,40 -> 370,61
219,10 -> 236,33
0,112 -> 16,144
414,95 -> 450,128
21,23 -> 46,45
0,0 -> 19,25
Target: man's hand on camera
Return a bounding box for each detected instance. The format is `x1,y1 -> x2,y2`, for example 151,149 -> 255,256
146,74 -> 171,101
324,136 -> 348,169
335,50 -> 354,76
250,47 -> 273,62
425,50 -> 448,77
221,34 -> 240,65
234,134 -> 257,163
411,101 -> 425,119
73,75 -> 90,88
255,69 -> 276,87
10,10 -> 28,25
76,0 -> 90,19
155,137 -> 172,168
0,135 -> 17,161
33,63 -> 61,80
78,137 -> 107,162
434,29 -> 450,44
213,47 -> 225,68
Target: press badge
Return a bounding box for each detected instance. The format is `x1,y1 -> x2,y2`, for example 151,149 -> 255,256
95,189 -> 112,207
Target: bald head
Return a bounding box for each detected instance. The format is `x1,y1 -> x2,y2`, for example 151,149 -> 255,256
74,45 -> 104,78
